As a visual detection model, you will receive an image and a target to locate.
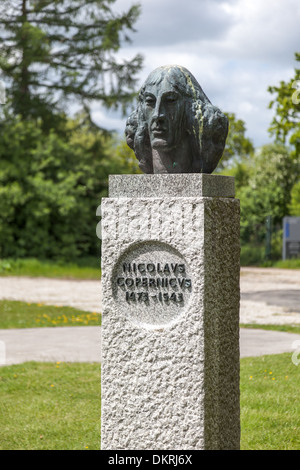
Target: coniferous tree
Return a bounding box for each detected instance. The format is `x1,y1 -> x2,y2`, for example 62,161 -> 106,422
0,0 -> 143,126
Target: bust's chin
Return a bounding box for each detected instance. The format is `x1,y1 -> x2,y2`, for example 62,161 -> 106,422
151,138 -> 174,152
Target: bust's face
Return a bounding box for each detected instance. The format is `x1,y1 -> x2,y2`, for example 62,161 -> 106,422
141,76 -> 185,151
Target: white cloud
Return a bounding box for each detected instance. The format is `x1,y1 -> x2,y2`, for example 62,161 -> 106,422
131,0 -> 236,46
92,108 -> 127,134
221,0 -> 300,63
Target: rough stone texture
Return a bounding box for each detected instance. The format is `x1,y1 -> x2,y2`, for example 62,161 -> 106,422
109,173 -> 235,198
101,175 -> 240,450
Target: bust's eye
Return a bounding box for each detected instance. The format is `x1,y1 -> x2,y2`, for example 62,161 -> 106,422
145,96 -> 155,107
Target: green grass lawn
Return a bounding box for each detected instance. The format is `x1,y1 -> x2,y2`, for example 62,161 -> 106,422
240,353 -> 300,450
264,258 -> 300,269
0,362 -> 101,450
3,300 -> 300,334
0,353 -> 299,450
241,323 -> 300,335
0,258 -> 101,280
0,300 -> 101,329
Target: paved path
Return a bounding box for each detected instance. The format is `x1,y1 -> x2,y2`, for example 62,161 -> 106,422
0,326 -> 102,365
1,326 -> 300,366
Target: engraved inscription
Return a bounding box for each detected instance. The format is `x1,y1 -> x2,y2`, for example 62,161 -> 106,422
112,242 -> 192,327
116,262 -> 191,304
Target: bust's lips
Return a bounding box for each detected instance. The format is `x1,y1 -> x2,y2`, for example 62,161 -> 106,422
151,127 -> 167,137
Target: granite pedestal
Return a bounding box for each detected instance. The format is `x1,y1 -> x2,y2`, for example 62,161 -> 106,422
101,174 -> 240,450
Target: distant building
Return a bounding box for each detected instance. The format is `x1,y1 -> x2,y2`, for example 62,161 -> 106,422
283,216 -> 300,259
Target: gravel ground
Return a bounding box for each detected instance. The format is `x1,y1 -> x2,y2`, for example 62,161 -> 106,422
240,267 -> 300,325
0,267 -> 299,325
0,276 -> 102,313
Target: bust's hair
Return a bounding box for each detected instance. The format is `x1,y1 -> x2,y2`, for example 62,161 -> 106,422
125,65 -> 228,174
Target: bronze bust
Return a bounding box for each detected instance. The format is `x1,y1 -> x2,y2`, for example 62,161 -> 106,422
125,65 -> 228,174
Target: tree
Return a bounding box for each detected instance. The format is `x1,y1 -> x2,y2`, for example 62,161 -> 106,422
238,143 -> 298,244
0,110 -> 141,259
268,52 -> 300,156
218,112 -> 254,169
0,0 -> 143,126
289,181 -> 300,216
113,139 -> 142,175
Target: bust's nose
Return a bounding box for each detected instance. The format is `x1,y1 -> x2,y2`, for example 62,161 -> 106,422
152,97 -> 165,122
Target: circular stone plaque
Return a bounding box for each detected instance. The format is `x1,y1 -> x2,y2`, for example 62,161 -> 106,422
112,241 -> 192,328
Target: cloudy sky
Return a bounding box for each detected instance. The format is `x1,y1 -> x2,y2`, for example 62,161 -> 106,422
93,0 -> 300,148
